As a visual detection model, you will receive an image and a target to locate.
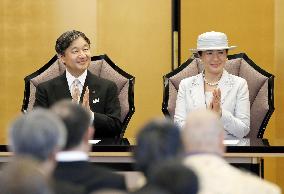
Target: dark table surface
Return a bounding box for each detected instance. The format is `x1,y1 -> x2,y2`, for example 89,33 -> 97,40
1,138 -> 284,153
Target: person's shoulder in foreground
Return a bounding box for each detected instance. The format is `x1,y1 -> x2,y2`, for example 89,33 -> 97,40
51,100 -> 126,193
55,161 -> 126,192
182,109 -> 281,194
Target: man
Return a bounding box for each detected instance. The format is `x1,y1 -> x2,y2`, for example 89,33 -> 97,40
51,100 -> 126,193
9,109 -> 66,176
8,109 -> 85,194
34,30 -> 122,138
134,118 -> 183,177
131,118 -> 183,191
182,109 -> 281,194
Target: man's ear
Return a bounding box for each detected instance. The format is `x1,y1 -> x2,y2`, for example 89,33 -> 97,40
88,126 -> 95,140
57,54 -> 65,64
48,147 -> 59,162
83,126 -> 94,142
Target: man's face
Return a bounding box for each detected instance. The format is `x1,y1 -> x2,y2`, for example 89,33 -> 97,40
60,37 -> 91,77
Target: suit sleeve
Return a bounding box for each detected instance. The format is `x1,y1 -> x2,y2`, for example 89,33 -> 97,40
34,84 -> 49,108
221,79 -> 250,138
93,82 -> 122,138
174,79 -> 188,128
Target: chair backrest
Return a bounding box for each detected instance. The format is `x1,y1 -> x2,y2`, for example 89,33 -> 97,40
22,55 -> 135,137
162,53 -> 274,138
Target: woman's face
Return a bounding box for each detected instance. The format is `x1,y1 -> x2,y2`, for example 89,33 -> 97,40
200,50 -> 227,75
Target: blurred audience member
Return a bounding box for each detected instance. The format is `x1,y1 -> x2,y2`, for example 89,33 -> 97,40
0,156 -> 53,194
8,109 -> 84,194
148,160 -> 198,194
9,108 -> 66,176
51,100 -> 126,193
182,109 -> 281,194
133,118 -> 183,189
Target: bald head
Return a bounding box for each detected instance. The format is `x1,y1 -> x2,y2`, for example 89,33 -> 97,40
182,109 -> 224,155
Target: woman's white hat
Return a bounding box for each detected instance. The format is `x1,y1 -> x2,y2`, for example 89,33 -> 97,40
190,31 -> 236,52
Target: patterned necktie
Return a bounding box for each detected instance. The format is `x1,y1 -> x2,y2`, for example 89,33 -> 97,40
72,79 -> 81,104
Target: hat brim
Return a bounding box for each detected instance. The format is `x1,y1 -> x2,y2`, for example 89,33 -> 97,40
190,46 -> 237,52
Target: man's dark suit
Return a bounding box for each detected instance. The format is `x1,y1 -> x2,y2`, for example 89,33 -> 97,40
53,161 -> 126,193
34,70 -> 122,138
52,179 -> 86,194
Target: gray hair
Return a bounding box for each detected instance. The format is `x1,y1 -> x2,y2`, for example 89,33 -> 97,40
182,109 -> 224,155
8,108 -> 66,161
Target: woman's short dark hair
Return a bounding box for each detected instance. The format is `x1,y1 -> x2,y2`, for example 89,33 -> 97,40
55,30 -> 91,55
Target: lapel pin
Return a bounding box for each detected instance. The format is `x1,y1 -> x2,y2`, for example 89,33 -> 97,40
93,98 -> 100,104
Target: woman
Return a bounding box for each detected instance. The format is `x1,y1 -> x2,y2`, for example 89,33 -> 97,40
174,31 -> 250,139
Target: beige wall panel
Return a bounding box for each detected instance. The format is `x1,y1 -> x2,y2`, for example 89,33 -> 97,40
95,0 -> 171,137
53,0 -> 97,54
180,0 -> 274,71
0,0 -> 59,143
275,0 -> 284,189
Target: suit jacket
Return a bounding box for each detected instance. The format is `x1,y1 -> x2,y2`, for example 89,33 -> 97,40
51,179 -> 85,194
183,154 -> 281,194
174,70 -> 250,138
53,161 -> 126,193
34,70 -> 122,138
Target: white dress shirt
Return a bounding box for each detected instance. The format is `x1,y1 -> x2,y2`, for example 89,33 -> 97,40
56,150 -> 88,162
66,69 -> 87,96
65,69 -> 94,122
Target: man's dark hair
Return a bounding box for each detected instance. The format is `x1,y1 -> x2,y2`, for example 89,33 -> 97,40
51,100 -> 92,150
55,30 -> 91,55
134,119 -> 183,177
148,160 -> 199,194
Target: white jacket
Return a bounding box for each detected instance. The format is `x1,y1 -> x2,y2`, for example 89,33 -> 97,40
174,70 -> 250,138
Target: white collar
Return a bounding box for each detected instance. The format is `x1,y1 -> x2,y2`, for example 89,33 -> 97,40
56,150 -> 89,162
66,70 -> 87,89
